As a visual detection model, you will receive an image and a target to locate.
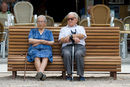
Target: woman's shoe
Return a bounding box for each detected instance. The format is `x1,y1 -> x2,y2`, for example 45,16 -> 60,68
40,74 -> 46,81
35,72 -> 43,80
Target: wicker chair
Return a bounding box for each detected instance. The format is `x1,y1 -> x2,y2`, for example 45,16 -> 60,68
13,1 -> 33,23
123,16 -> 130,36
113,19 -> 124,57
89,4 -> 112,27
114,19 -> 124,42
123,16 -> 130,53
123,16 -> 130,25
123,16 -> 130,39
45,15 -> 54,26
0,22 -> 7,58
79,19 -> 91,27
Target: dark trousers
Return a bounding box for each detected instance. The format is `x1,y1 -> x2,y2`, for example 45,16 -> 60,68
61,44 -> 86,76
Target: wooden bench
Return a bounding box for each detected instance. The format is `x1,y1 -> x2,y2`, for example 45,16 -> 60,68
8,26 -> 121,80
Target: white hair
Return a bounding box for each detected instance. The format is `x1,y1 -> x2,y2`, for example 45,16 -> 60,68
37,15 -> 47,22
67,12 -> 78,19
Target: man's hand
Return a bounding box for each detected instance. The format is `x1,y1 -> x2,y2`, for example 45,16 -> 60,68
73,37 -> 80,44
64,35 -> 70,43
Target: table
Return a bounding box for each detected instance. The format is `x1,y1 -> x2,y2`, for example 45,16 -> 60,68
90,24 -> 110,27
120,31 -> 130,33
14,23 -> 35,26
120,30 -> 130,58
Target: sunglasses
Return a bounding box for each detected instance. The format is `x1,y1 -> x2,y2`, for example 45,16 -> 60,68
67,17 -> 76,21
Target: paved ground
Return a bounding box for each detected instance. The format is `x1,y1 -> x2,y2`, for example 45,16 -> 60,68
0,71 -> 130,87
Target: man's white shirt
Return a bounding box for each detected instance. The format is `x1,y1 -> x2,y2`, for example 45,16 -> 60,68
58,25 -> 87,47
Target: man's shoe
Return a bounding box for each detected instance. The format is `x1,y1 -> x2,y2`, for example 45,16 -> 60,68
79,76 -> 85,81
66,76 -> 72,81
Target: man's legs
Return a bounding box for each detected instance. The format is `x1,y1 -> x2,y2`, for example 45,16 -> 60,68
75,50 -> 85,76
62,46 -> 72,75
75,45 -> 86,81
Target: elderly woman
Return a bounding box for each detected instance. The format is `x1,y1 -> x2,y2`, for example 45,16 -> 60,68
27,15 -> 54,81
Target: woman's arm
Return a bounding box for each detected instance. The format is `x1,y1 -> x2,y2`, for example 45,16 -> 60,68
29,38 -> 54,46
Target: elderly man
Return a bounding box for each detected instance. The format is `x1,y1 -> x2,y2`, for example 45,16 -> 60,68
27,15 -> 54,81
0,1 -> 13,25
87,5 -> 93,18
0,2 -> 8,19
59,12 -> 87,81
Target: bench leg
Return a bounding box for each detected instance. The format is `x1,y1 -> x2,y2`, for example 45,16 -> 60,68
110,72 -> 117,80
12,71 -> 17,79
62,71 -> 66,79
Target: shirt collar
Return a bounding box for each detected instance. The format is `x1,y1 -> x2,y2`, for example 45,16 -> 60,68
66,24 -> 77,28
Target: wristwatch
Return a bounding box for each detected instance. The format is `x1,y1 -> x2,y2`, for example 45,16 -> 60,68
69,35 -> 73,39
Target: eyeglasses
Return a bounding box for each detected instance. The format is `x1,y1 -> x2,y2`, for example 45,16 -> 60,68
67,17 -> 76,21
37,21 -> 45,24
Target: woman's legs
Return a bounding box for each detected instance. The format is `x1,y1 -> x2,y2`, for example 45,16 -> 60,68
39,58 -> 48,73
34,57 -> 48,73
34,57 -> 41,73
34,57 -> 48,80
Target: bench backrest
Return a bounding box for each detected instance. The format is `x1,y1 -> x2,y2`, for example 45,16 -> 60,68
8,26 -> 61,56
85,27 -> 120,56
8,26 -> 120,57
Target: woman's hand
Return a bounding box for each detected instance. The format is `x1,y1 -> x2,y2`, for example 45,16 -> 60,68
32,43 -> 39,46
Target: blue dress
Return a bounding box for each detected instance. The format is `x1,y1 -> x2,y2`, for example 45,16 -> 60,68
27,28 -> 54,63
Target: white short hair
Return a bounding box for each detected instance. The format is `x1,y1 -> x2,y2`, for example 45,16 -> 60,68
37,15 -> 47,22
67,12 -> 78,19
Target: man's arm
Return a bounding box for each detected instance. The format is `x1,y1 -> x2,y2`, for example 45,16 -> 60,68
72,33 -> 85,39
60,35 -> 71,43
60,33 -> 85,44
